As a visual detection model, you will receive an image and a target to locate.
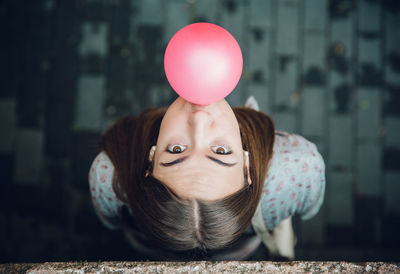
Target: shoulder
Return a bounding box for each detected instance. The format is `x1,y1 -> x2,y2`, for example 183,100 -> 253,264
269,131 -> 325,189
89,151 -> 124,229
89,151 -> 115,188
273,132 -> 324,166
259,132 -> 325,230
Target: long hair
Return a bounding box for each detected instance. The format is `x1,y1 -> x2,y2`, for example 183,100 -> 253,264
98,106 -> 275,253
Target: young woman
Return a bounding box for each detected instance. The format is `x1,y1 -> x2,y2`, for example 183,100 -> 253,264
88,96 -> 325,260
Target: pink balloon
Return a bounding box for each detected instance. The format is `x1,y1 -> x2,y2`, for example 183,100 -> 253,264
164,22 -> 243,105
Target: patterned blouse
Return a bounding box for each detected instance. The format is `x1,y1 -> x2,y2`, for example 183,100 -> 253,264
88,97 -> 326,231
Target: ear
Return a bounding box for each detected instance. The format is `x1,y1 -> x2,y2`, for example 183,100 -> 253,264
146,146 -> 157,178
149,146 -> 156,162
244,150 -> 252,185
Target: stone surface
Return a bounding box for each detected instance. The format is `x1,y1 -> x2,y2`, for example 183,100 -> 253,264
385,12 -> 400,54
384,11 -> 400,85
79,22 -> 109,58
138,0 -> 163,25
329,115 -> 353,169
356,142 -> 382,197
298,203 -> 326,245
249,0 -> 273,28
164,1 -> 190,45
331,15 -> 354,59
0,99 -> 16,154
220,0 -> 246,49
328,73 -> 353,114
385,117 -> 400,147
384,171 -> 400,214
276,0 -> 299,55
13,129 -> 44,184
354,197 -> 383,246
356,88 -> 381,139
327,172 -> 354,226
196,0 -> 219,22
1,261 -> 399,273
248,27 -> 271,83
74,75 -> 106,131
247,84 -> 271,114
304,0 -> 327,32
303,34 -> 325,71
358,38 -> 381,69
273,112 -> 297,133
301,87 -> 325,137
275,57 -> 298,107
358,0 -> 381,32
220,0 -> 247,105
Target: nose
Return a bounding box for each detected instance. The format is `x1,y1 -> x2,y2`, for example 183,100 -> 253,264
188,110 -> 214,143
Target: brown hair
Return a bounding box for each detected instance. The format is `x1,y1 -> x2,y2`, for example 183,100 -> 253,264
99,106 -> 274,254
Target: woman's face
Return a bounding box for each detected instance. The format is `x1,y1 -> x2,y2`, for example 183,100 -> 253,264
152,97 -> 250,201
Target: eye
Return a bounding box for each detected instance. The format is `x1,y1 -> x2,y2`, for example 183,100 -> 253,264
167,144 -> 187,154
212,145 -> 232,155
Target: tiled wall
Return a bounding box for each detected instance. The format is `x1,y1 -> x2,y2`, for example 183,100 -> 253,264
1,0 -> 399,262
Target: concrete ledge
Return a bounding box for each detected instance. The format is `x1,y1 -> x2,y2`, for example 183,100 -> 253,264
1,261 -> 399,273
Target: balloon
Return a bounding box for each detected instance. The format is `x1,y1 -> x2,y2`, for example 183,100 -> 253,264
164,22 -> 243,105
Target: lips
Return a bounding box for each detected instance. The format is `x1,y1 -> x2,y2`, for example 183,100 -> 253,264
190,103 -> 211,114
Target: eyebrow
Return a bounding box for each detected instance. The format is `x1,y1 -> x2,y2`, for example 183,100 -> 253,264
160,155 -> 237,167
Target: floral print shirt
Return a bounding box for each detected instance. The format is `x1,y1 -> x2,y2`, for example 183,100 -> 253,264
88,97 -> 326,231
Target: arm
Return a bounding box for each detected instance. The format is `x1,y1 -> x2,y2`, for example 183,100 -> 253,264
88,151 -> 124,229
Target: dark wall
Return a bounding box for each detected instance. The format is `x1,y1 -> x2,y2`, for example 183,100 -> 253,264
0,0 -> 400,263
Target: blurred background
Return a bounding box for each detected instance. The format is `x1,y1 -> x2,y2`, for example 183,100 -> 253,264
1,0 -> 400,263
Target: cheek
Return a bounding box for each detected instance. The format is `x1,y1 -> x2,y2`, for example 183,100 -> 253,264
158,116 -> 187,140
222,112 -> 240,132
218,169 -> 246,193
219,119 -> 242,143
